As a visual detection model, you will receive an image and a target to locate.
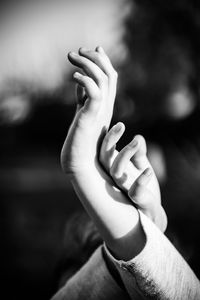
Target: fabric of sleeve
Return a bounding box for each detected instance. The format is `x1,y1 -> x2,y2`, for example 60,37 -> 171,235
104,210 -> 200,300
51,246 -> 130,300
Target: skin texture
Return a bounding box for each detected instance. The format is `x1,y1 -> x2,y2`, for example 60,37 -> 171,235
61,46 -> 167,260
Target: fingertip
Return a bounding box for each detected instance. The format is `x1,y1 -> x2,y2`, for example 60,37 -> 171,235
113,122 -> 125,133
134,134 -> 145,142
73,72 -> 82,79
67,51 -> 72,60
68,51 -> 77,63
96,46 -> 105,54
134,134 -> 147,151
79,47 -> 88,54
117,122 -> 125,131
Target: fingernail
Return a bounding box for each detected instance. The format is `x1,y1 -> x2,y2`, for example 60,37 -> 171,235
130,139 -> 138,147
114,123 -> 122,133
69,52 -> 77,57
96,46 -> 104,53
79,47 -> 88,52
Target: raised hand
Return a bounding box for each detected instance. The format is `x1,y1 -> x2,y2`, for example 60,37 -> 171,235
61,47 -> 167,261
61,47 -> 118,175
100,122 -> 167,232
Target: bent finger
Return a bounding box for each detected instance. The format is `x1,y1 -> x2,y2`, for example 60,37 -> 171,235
73,72 -> 100,114
79,47 -> 117,80
128,168 -> 155,212
110,137 -> 139,179
130,135 -> 149,170
100,122 -> 125,171
128,168 -> 165,229
68,52 -> 107,87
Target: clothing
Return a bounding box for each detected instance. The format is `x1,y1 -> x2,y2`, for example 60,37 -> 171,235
51,211 -> 200,300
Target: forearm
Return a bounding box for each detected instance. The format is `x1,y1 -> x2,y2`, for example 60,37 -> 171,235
70,162 -> 146,261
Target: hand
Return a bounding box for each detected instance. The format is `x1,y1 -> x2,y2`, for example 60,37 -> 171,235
61,46 -> 118,175
60,47 -> 165,261
61,47 -> 146,260
100,122 -> 167,232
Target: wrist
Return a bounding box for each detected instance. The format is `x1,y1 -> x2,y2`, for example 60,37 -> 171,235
106,211 -> 146,261
61,149 -> 97,177
67,160 -> 96,179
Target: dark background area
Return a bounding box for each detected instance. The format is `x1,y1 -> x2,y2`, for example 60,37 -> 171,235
1,0 -> 200,299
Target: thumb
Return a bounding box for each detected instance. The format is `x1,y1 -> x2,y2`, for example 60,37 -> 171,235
128,168 -> 154,213
128,168 -> 167,232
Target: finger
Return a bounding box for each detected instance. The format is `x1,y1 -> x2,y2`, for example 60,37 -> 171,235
130,135 -> 149,170
73,72 -> 100,113
128,168 -> 155,213
68,52 -> 107,87
129,167 -> 168,233
95,46 -> 118,105
110,137 -> 139,179
79,47 -> 117,80
79,46 -> 118,107
100,122 -> 125,171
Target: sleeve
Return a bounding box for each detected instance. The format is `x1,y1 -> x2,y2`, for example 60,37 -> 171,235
51,246 -> 130,300
104,210 -> 200,300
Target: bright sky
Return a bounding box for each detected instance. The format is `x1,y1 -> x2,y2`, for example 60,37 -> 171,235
0,0 -> 130,95
0,0 -> 132,123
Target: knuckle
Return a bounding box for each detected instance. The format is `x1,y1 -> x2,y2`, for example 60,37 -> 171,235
109,69 -> 118,81
101,73 -> 108,83
97,72 -> 106,85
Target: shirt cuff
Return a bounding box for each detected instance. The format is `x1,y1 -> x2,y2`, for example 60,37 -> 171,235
103,210 -> 200,299
52,245 -> 128,300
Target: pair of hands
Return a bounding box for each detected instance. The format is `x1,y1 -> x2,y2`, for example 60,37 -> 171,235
61,46 -> 167,238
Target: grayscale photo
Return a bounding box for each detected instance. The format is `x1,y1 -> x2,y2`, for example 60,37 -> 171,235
0,0 -> 200,299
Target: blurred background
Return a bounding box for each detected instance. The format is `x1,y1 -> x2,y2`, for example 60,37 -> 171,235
1,0 -> 200,299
